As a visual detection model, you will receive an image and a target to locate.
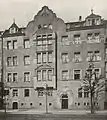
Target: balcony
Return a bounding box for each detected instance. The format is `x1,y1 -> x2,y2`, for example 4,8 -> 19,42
33,76 -> 56,90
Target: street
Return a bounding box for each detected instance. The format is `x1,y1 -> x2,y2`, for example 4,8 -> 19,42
0,113 -> 107,120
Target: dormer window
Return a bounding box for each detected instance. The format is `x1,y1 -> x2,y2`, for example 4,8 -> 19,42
96,19 -> 100,25
85,11 -> 101,26
92,19 -> 95,25
10,27 -> 16,34
88,19 -> 91,26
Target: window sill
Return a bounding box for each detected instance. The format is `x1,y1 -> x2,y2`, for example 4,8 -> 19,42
73,61 -> 82,63
24,81 -> 30,83
24,64 -> 30,66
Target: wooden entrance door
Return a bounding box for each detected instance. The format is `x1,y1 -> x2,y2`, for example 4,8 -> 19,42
61,94 -> 68,109
13,102 -> 18,109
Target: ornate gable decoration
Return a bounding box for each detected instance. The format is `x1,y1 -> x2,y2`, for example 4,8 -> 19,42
34,6 -> 56,19
9,22 -> 19,34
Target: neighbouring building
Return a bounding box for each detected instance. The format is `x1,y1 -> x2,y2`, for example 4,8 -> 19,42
0,6 -> 107,110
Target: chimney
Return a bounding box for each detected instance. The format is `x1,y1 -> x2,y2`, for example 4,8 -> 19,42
79,16 -> 82,22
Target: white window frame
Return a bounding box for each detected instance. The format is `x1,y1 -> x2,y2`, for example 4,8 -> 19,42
61,53 -> 69,63
37,70 -> 41,81
24,39 -> 30,48
94,51 -> 101,61
13,73 -> 18,82
74,52 -> 81,62
73,69 -> 82,80
62,36 -> 69,46
13,40 -> 18,49
7,41 -> 12,50
13,56 -> 17,66
37,53 -> 42,64
24,55 -> 30,65
24,72 -> 30,82
73,34 -> 81,44
7,73 -> 12,82
12,89 -> 18,97
62,70 -> 69,80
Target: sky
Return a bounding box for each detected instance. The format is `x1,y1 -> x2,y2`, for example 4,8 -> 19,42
0,0 -> 106,30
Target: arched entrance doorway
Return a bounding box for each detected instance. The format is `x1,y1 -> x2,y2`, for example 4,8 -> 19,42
61,94 -> 68,109
13,102 -> 18,109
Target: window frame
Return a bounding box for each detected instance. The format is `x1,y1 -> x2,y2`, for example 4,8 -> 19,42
24,89 -> 29,97
13,73 -> 18,82
12,89 -> 18,97
62,70 -> 69,80
7,41 -> 12,50
73,69 -> 81,80
23,39 -> 30,49
13,40 -> 17,49
13,56 -> 17,66
24,72 -> 30,82
24,55 -> 30,65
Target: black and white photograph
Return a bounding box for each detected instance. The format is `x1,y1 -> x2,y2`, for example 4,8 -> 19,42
0,0 -> 107,120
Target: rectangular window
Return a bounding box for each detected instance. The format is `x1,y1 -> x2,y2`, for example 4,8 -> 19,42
7,57 -> 12,66
106,62 -> 107,72
62,70 -> 69,80
74,34 -> 81,44
24,89 -> 29,97
38,90 -> 44,96
48,70 -> 53,81
37,71 -> 41,81
74,52 -> 81,62
24,72 -> 30,82
13,89 -> 18,97
42,35 -> 47,39
78,88 -> 82,98
95,51 -> 101,61
13,40 -> 17,49
13,73 -> 18,82
24,55 -> 30,65
95,68 -> 100,78
74,70 -> 81,80
37,53 -> 42,64
84,87 -> 89,98
24,39 -> 30,48
37,40 -> 42,45
105,48 -> 107,54
87,51 -> 93,61
43,53 -> 47,63
62,36 -> 69,45
95,33 -> 100,42
7,73 -> 12,82
87,33 -> 93,41
42,40 -> 47,45
48,40 -> 52,45
62,53 -> 69,63
13,56 -> 17,66
7,41 -> 12,50
42,70 -> 46,81
48,52 -> 52,63
47,90 -> 53,96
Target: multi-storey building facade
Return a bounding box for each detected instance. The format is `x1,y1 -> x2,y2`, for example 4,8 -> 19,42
0,6 -> 107,110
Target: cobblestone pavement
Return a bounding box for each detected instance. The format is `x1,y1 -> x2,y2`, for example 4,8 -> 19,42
0,113 -> 107,120
0,109 -> 107,115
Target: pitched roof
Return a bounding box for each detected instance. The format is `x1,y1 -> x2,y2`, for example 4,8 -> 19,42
86,13 -> 101,19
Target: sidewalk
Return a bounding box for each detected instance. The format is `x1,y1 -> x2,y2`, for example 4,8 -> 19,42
0,109 -> 107,115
